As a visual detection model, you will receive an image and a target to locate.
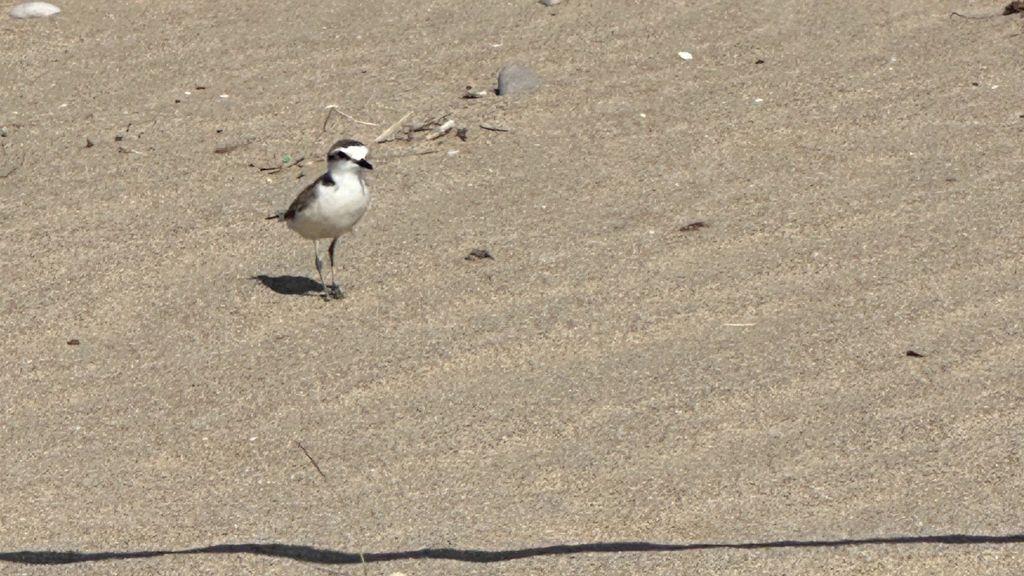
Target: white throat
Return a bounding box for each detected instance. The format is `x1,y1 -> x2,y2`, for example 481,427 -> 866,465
327,161 -> 362,180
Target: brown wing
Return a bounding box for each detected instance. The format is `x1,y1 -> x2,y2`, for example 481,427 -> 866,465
282,177 -> 322,220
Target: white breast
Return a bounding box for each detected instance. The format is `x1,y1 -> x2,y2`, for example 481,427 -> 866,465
288,173 -> 369,239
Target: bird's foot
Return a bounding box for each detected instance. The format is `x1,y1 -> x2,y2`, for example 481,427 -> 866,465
323,284 -> 345,300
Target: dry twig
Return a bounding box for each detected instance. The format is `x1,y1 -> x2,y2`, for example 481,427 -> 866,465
250,156 -> 305,174
374,111 -> 414,143
296,441 -> 328,480
322,105 -> 379,133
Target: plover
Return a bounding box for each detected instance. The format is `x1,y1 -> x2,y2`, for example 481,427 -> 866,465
267,139 -> 373,299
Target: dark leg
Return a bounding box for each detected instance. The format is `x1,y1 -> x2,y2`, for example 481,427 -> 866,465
327,237 -> 343,299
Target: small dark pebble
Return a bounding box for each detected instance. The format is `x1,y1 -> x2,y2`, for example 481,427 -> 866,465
906,350 -> 925,358
67,339 -> 80,346
971,82 -> 980,87
456,128 -> 469,141
114,134 -> 124,142
84,138 -> 94,148
216,128 -> 223,134
466,249 -> 494,261
195,85 -> 207,90
174,99 -> 181,104
679,221 -> 708,232
755,59 -> 765,64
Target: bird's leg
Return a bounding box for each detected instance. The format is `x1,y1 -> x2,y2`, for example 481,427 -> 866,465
312,239 -> 328,298
327,237 -> 343,299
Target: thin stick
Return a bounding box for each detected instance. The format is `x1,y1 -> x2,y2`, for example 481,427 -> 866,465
321,108 -> 337,132
323,105 -> 379,131
252,156 -> 305,174
480,123 -> 510,132
296,441 -> 328,480
381,149 -> 441,160
375,111 -> 413,143
949,11 -> 998,19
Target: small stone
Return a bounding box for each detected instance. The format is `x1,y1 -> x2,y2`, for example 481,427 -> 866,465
9,2 -> 60,18
67,339 -> 80,345
540,0 -> 562,5
678,51 -> 693,60
497,64 -> 542,96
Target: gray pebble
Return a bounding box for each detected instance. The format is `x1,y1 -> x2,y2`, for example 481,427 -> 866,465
540,0 -> 562,5
497,64 -> 542,96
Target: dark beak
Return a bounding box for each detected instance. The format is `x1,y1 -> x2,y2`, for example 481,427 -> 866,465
356,158 -> 373,170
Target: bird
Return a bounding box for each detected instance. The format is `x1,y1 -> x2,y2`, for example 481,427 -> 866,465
267,139 -> 373,299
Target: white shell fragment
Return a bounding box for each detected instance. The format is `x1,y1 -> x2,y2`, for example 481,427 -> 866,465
678,51 -> 693,60
9,2 -> 61,18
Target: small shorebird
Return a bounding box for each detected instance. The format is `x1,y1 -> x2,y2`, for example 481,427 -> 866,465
267,139 -> 372,299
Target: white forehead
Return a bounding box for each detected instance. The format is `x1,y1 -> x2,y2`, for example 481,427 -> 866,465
334,144 -> 368,161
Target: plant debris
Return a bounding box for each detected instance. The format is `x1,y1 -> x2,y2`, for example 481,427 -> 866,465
250,156 -> 305,174
678,221 -> 708,232
296,441 -> 327,480
465,248 -> 494,261
906,350 -> 926,358
376,112 -> 460,144
950,1 -> 1023,18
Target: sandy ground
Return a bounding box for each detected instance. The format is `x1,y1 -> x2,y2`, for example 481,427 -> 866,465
3,0 -> 1024,574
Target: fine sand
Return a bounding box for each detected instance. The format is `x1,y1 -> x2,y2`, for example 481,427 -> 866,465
3,1 -> 1024,574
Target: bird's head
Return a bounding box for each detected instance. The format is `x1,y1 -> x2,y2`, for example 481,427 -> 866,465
327,139 -> 373,172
